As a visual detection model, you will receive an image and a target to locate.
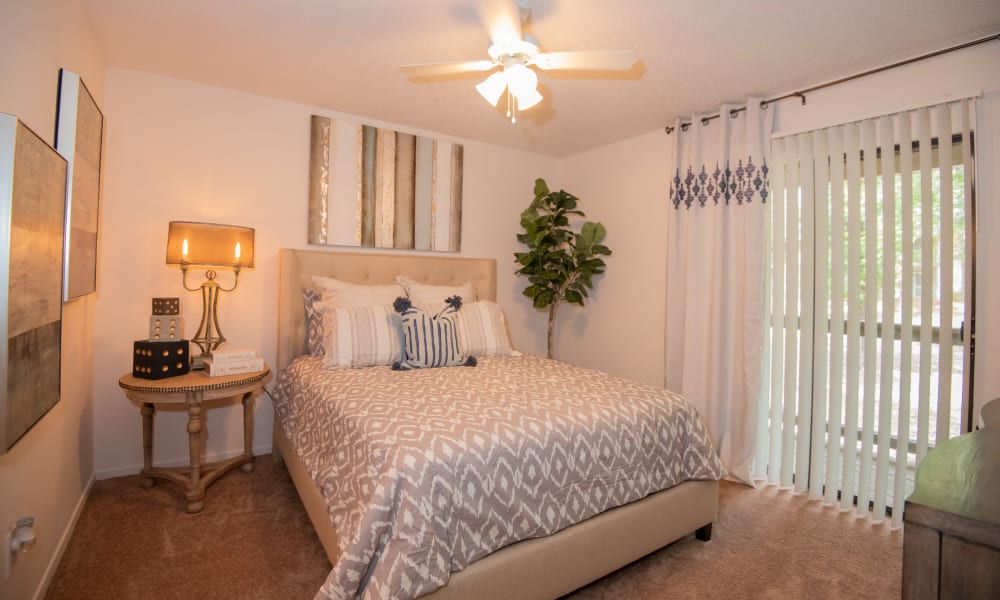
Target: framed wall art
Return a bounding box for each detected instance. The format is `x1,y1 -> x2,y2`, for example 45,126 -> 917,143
56,68 -> 104,301
0,114 -> 67,454
308,115 -> 464,252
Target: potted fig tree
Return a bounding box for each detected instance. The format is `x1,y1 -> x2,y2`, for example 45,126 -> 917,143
514,178 -> 611,359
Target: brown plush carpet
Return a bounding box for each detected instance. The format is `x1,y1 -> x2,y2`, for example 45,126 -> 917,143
46,456 -> 902,599
46,455 -> 329,600
568,483 -> 902,600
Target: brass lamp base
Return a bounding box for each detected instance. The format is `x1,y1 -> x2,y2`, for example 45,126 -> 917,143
182,267 -> 239,369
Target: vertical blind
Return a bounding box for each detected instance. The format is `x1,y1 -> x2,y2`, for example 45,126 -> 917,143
753,99 -> 975,527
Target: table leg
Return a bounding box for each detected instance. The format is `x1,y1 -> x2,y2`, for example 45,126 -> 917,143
241,391 -> 256,473
186,391 -> 205,514
139,403 -> 155,489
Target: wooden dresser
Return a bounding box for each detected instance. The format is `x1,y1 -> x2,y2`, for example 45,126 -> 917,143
902,398 -> 1000,599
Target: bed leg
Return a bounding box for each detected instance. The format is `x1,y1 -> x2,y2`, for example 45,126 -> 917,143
695,524 -> 712,541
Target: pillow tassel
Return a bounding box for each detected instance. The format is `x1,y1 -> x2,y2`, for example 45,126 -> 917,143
393,296 -> 413,314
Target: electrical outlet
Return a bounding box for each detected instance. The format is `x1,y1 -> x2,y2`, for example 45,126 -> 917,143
4,518 -> 35,580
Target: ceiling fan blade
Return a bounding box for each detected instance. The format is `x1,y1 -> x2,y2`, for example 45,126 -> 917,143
479,0 -> 523,47
400,60 -> 497,76
533,50 -> 637,71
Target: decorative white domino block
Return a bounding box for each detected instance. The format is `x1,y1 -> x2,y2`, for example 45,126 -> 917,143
149,315 -> 183,341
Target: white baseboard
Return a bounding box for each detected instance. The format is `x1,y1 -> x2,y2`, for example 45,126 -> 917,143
95,443 -> 275,480
33,473 -> 95,600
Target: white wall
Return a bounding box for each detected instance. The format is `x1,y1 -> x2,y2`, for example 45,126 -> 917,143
545,130 -> 671,387
93,68 -> 555,477
0,1 -> 104,599
559,41 -> 1000,422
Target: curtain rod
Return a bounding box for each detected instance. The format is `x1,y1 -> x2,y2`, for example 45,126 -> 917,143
664,31 -> 999,134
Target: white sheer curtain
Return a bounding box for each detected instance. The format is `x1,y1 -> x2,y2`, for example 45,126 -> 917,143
665,99 -> 774,484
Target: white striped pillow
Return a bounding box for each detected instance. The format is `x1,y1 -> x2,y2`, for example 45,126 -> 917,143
321,303 -> 402,369
396,276 -> 477,311
311,275 -> 404,306
456,301 -> 513,357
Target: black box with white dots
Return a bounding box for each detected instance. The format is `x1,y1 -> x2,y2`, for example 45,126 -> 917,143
132,340 -> 190,379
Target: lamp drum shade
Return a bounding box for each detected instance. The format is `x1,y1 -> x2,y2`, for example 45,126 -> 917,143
166,221 -> 255,268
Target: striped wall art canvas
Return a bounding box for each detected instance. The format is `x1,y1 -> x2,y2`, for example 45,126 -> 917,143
308,115 -> 463,252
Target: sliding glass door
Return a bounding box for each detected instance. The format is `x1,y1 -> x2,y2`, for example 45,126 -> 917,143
752,99 -> 976,528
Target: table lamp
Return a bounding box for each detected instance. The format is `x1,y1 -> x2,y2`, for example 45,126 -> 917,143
165,221 -> 255,369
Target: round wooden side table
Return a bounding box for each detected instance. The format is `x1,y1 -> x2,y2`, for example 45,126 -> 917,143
118,367 -> 271,513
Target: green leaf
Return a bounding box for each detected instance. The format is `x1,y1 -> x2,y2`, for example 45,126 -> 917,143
533,290 -> 555,308
579,221 -> 607,248
514,253 -> 533,266
554,193 -> 578,211
533,178 -> 550,198
522,285 -> 543,298
584,257 -> 607,270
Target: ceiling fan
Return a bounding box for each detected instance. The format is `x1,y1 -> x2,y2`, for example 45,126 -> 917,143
400,0 -> 637,123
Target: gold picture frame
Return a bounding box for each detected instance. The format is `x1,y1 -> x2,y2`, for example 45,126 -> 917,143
0,114 -> 67,454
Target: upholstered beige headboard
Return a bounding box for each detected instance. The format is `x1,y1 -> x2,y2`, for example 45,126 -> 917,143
277,249 -> 497,371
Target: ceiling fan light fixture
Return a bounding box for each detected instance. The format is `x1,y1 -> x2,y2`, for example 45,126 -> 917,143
476,71 -> 508,107
514,86 -> 543,110
487,39 -> 539,62
401,2 -> 641,123
505,64 -> 538,97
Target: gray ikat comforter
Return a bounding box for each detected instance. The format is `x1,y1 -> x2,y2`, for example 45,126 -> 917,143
273,354 -> 723,600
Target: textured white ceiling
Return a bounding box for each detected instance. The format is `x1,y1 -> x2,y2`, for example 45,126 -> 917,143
82,0 -> 1000,156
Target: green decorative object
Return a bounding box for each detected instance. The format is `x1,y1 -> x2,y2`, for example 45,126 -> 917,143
514,178 -> 611,359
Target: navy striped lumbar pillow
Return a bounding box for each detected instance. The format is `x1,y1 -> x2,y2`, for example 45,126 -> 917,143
393,296 -> 475,370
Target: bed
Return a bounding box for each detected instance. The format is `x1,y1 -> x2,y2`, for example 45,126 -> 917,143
271,248 -> 722,600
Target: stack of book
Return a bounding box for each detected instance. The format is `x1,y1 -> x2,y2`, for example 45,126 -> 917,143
204,348 -> 264,377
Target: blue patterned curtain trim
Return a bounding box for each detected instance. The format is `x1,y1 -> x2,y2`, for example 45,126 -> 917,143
669,157 -> 769,210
